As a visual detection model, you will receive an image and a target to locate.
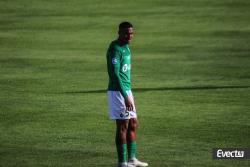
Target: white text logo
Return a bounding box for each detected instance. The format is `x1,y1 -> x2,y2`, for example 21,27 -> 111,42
217,149 -> 244,158
122,64 -> 130,72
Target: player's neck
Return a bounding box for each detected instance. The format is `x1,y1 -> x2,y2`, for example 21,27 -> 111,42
117,38 -> 128,46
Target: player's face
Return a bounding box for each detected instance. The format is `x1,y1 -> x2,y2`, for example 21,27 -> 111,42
119,27 -> 134,44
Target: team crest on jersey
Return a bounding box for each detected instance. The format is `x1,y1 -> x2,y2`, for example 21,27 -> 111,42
112,58 -> 118,64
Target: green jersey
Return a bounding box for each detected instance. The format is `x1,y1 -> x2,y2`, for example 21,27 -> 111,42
106,40 -> 131,97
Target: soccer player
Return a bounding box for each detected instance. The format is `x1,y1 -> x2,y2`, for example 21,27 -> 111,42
106,22 -> 148,167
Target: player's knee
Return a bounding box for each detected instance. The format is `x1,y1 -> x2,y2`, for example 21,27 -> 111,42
120,125 -> 128,133
130,119 -> 138,131
117,127 -> 128,141
116,121 -> 129,133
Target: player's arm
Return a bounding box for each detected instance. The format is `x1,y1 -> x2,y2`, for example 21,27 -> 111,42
111,49 -> 133,111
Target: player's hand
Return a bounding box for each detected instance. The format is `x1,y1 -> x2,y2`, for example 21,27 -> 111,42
125,96 -> 133,111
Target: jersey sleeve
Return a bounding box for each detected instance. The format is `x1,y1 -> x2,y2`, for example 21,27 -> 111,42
110,48 -> 128,97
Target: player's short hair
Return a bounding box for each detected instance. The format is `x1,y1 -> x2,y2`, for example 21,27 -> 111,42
119,21 -> 133,30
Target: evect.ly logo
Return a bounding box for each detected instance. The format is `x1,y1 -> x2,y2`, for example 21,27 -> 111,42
217,149 -> 244,158
213,148 -> 250,159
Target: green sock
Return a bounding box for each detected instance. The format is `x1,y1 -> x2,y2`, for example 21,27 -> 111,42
128,141 -> 136,160
116,143 -> 127,163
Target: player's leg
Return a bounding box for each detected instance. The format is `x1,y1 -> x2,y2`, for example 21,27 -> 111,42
127,118 -> 148,166
127,118 -> 138,160
116,119 -> 129,165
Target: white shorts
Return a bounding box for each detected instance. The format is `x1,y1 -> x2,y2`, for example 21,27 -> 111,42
107,90 -> 137,120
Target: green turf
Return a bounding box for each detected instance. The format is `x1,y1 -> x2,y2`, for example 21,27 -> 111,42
1,0 -> 250,166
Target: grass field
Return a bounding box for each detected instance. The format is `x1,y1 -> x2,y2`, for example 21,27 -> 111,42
1,0 -> 250,166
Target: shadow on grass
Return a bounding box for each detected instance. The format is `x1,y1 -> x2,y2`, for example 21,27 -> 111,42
65,85 -> 250,94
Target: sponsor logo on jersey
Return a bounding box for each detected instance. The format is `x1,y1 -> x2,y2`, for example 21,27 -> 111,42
112,58 -> 118,64
122,64 -> 131,72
